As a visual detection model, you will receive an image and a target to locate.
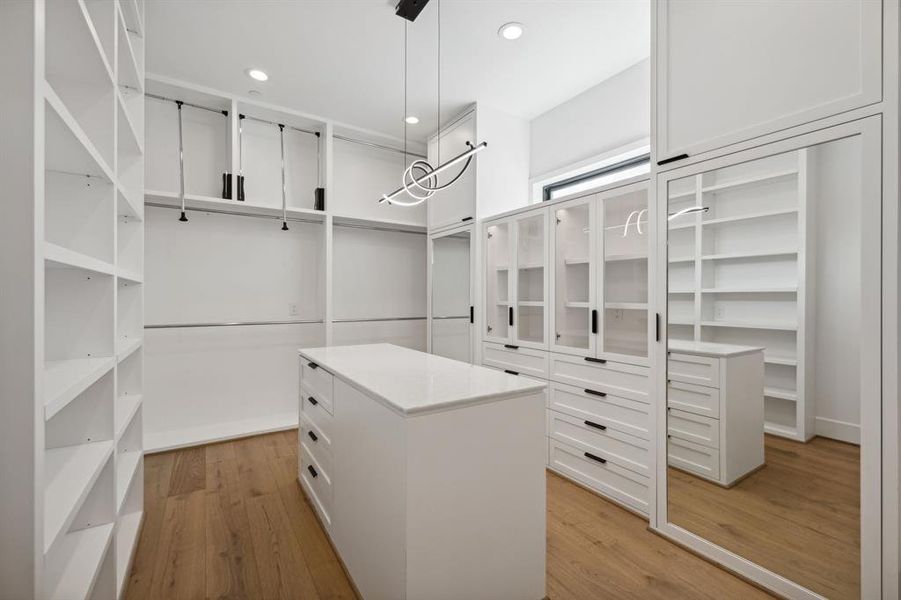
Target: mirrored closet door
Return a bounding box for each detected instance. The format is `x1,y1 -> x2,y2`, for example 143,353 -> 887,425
658,118 -> 881,599
430,227 -> 473,363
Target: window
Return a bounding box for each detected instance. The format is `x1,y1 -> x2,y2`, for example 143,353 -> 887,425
543,150 -> 651,201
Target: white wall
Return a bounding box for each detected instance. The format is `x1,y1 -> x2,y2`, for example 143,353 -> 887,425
476,104 -> 532,219
529,58 -> 650,179
810,138 -> 862,443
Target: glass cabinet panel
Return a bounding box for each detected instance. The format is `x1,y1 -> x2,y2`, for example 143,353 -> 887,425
484,221 -> 511,341
514,212 -> 546,345
601,185 -> 649,358
552,198 -> 594,353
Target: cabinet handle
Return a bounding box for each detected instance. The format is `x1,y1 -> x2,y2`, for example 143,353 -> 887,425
657,153 -> 689,166
591,309 -> 598,334
584,452 -> 607,464
461,216 -> 473,222
584,420 -> 607,431
307,396 -> 318,406
584,356 -> 606,364
655,313 -> 661,342
509,306 -> 514,326
307,465 -> 318,478
307,361 -> 318,370
504,344 -> 519,350
308,430 -> 318,442
583,388 -> 607,398
470,305 -> 474,324
504,369 -> 520,376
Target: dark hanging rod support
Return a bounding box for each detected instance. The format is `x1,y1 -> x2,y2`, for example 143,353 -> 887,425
237,114 -> 246,201
146,92 -> 227,116
242,114 -> 320,138
176,101 -> 188,222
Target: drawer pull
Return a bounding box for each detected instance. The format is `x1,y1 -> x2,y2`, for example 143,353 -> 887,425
307,396 -> 318,406
583,420 -> 607,431
504,369 -> 519,376
307,361 -> 319,370
308,430 -> 318,442
584,452 -> 607,464
591,309 -> 598,334
307,465 -> 318,478
584,356 -> 607,364
504,344 -> 520,350
583,388 -> 607,397
509,306 -> 514,327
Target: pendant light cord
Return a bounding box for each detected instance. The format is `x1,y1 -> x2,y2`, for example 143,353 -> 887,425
437,0 -> 440,166
403,20 -> 408,167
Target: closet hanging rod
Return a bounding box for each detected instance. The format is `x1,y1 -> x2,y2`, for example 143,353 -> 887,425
145,93 -> 228,116
332,316 -> 426,323
333,134 -> 427,159
242,114 -> 320,138
145,201 -> 324,225
145,319 -> 324,329
332,221 -> 427,236
431,315 -> 469,320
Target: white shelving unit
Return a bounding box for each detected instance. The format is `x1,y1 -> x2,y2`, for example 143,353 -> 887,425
0,1 -> 146,597
666,149 -> 811,441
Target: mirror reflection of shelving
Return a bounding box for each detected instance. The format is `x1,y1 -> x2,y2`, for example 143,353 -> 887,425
485,221 -> 510,340
553,200 -> 592,351
516,213 -> 546,344
603,188 -> 649,358
667,150 -> 806,439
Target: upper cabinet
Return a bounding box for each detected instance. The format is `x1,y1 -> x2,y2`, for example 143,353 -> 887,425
428,112 -> 477,230
655,0 -> 882,162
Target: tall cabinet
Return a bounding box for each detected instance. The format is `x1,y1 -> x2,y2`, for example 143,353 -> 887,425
482,177 -> 653,517
1,0 -> 146,598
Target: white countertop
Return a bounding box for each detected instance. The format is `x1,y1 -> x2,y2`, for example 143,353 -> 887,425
298,344 -> 546,416
668,339 -> 765,358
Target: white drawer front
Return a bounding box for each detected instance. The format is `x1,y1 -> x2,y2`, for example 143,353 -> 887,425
667,380 -> 720,419
549,353 -> 649,403
667,352 -> 720,387
547,410 -> 649,477
301,360 -> 334,414
299,413 -> 333,475
300,384 -> 334,442
548,438 -> 649,515
482,343 -> 549,379
667,408 -> 720,449
300,462 -> 332,530
668,436 -> 720,482
548,381 -> 650,441
301,442 -> 333,509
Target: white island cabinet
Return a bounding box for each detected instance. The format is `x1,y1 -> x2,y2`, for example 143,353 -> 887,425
297,343 -> 547,600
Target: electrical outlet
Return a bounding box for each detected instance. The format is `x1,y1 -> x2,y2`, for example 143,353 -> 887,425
288,303 -> 298,316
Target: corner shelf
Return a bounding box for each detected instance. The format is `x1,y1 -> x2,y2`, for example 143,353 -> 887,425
44,357 -> 116,420
44,522 -> 114,600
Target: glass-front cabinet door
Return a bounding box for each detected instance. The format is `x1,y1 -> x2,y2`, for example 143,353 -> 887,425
599,182 -> 650,362
513,211 -> 548,348
484,219 -> 512,343
551,196 -> 596,356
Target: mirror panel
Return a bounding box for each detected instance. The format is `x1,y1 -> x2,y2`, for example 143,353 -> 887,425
431,230 -> 471,362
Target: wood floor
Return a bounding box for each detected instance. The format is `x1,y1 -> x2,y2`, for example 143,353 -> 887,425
125,430 -> 772,600
669,434 -> 860,600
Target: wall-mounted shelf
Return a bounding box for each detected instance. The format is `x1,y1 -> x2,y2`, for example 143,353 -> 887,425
701,249 -> 798,261
45,242 -> 115,276
606,302 -> 648,310
44,357 -> 116,420
701,207 -> 798,226
764,386 -> 798,402
701,168 -> 798,194
44,522 -> 114,600
145,189 -> 328,222
115,394 -> 142,440
700,319 -> 798,331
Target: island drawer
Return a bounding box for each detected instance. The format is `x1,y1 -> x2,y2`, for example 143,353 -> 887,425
548,381 -> 650,441
301,360 -> 334,414
667,352 -> 720,388
301,442 -> 333,510
482,343 -> 549,379
548,438 -> 649,516
300,383 -> 334,441
547,409 -> 649,477
299,412 -> 333,474
549,353 -> 649,403
300,460 -> 332,531
667,407 -> 720,449
667,435 -> 720,482
666,380 -> 720,419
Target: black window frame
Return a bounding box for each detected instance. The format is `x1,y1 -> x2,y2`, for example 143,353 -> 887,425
542,153 -> 651,201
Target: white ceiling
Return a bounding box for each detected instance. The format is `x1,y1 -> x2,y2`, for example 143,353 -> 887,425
147,0 -> 649,142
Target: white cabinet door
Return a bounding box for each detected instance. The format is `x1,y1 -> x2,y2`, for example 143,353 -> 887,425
484,218 -> 514,344
656,0 -> 882,162
428,113 -> 477,230
512,209 -> 549,349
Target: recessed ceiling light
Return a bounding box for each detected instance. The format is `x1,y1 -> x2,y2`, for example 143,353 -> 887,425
404,116 -> 419,125
498,22 -> 524,41
245,68 -> 268,82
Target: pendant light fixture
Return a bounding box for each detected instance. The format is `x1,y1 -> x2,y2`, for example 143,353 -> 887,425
378,0 -> 487,207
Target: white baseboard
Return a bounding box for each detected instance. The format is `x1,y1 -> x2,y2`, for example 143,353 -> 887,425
815,416 -> 860,445
145,412 -> 298,453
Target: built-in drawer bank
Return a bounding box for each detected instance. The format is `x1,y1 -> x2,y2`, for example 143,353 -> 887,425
299,412 -> 333,475
300,383 -> 334,442
667,407 -> 719,449
548,381 -> 650,441
547,438 -> 649,516
482,342 -> 549,379
667,352 -> 720,388
547,409 -> 650,477
301,360 -> 335,415
549,352 -> 649,404
667,435 -> 720,481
